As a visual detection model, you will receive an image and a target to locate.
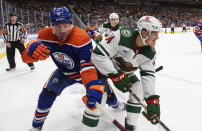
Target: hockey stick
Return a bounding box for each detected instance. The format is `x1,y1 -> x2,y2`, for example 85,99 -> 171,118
155,66 -> 163,72
101,65 -> 164,130
96,102 -> 126,131
107,79 -> 170,131
126,86 -> 171,131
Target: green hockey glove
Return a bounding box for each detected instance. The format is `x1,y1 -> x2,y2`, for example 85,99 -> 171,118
108,71 -> 132,92
142,95 -> 160,124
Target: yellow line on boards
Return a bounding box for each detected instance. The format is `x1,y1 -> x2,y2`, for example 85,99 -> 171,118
0,52 -> 6,59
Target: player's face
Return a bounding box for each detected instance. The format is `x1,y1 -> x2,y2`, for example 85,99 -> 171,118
53,23 -> 73,40
53,23 -> 72,33
145,31 -> 159,47
110,19 -> 119,27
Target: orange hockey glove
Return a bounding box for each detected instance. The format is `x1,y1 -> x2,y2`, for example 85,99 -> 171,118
31,44 -> 50,60
27,40 -> 50,60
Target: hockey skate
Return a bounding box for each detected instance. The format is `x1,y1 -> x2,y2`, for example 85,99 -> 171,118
5,67 -> 15,72
30,66 -> 35,70
125,118 -> 136,131
111,101 -> 126,110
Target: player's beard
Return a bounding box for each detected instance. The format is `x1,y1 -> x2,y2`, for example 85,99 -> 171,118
57,32 -> 68,41
54,28 -> 72,41
52,24 -> 73,41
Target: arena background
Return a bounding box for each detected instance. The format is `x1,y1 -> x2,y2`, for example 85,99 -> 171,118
0,1 -> 202,131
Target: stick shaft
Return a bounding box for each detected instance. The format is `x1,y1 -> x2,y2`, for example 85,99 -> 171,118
127,88 -> 171,131
96,103 -> 126,131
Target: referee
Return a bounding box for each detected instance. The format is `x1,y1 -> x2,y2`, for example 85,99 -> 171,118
2,12 -> 34,71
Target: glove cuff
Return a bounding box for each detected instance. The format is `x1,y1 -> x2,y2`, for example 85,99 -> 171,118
86,80 -> 105,94
145,95 -> 160,105
27,40 -> 42,56
146,95 -> 160,100
108,72 -> 125,83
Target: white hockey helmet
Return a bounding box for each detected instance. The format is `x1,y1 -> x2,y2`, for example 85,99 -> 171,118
137,16 -> 162,32
109,13 -> 119,20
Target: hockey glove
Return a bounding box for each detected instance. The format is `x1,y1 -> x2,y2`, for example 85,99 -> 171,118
105,84 -> 118,106
142,95 -> 160,124
95,35 -> 102,44
108,71 -> 132,92
106,92 -> 118,106
27,40 -> 50,60
82,80 -> 105,110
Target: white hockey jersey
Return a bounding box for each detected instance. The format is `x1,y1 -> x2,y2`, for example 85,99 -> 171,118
97,22 -> 121,37
92,26 -> 157,97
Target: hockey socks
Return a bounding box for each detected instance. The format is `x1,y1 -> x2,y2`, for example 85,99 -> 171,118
32,89 -> 57,128
126,101 -> 142,127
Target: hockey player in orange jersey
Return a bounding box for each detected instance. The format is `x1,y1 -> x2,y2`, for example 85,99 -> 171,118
22,7 -> 117,131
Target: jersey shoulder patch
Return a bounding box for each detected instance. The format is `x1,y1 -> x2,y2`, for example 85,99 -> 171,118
120,26 -> 135,37
119,26 -> 136,49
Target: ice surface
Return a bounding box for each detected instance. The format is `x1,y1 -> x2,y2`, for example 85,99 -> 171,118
0,32 -> 202,131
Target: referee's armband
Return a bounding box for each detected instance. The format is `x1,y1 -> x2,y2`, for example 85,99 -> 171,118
0,30 -> 8,35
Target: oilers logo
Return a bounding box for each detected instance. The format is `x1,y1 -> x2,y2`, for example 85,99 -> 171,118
53,52 -> 74,69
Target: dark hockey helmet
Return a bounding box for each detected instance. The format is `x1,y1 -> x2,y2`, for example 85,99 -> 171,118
50,7 -> 72,25
10,12 -> 17,17
197,19 -> 202,30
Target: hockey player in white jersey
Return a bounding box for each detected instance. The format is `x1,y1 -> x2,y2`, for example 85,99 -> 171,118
91,16 -> 162,130
95,13 -> 121,43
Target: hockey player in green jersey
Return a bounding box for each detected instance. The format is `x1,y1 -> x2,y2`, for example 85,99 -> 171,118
95,13 -> 121,43
91,16 -> 162,130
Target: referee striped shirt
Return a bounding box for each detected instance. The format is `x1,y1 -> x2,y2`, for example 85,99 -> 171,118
2,22 -> 27,42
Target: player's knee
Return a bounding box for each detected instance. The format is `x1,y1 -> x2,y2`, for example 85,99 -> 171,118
37,88 -> 57,109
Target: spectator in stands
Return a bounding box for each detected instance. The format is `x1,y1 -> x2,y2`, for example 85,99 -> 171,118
3,0 -> 202,31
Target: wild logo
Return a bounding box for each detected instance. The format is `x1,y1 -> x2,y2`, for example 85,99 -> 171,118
115,57 -> 138,71
121,29 -> 132,37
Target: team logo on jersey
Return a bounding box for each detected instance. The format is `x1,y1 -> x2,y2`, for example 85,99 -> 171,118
53,52 -> 74,69
121,29 -> 132,37
115,57 -> 138,71
52,78 -> 58,83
